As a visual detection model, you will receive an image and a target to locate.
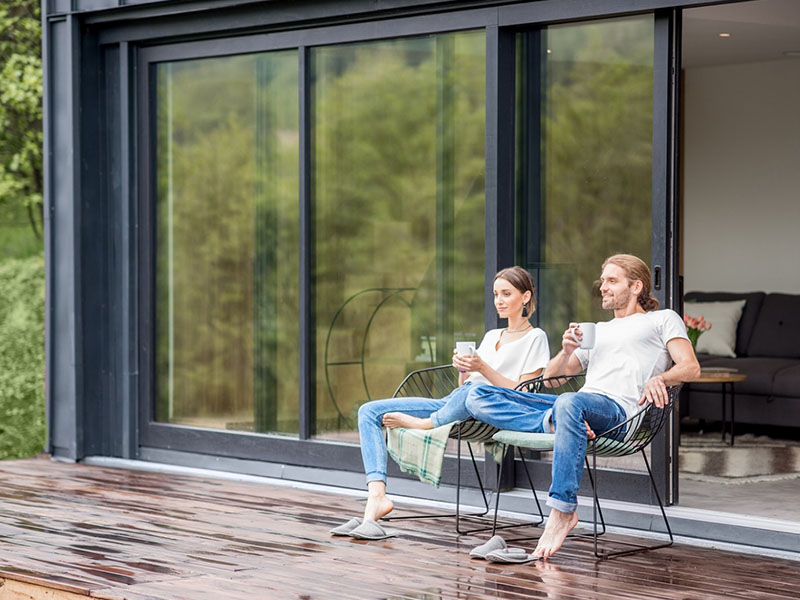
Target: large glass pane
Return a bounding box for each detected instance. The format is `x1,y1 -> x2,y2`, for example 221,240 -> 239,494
154,51 -> 300,434
312,32 -> 485,439
519,16 -> 654,351
516,17 -> 654,473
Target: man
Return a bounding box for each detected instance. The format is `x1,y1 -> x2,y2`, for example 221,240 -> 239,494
464,254 -> 700,559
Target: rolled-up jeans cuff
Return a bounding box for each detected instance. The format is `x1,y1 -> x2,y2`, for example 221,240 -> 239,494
366,472 -> 386,486
429,412 -> 443,428
546,496 -> 577,514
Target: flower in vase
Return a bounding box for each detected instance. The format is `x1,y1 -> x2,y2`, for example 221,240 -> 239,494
683,313 -> 712,349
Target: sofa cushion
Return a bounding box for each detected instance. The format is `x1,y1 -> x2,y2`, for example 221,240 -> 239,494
684,300 -> 745,357
692,356 -> 799,396
773,363 -> 800,398
747,294 -> 800,358
684,291 -> 765,356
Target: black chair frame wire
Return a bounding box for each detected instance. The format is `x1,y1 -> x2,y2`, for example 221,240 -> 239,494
586,383 -> 680,558
384,365 -> 543,534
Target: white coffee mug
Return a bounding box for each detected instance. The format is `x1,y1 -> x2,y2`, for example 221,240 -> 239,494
455,341 -> 476,357
572,322 -> 596,349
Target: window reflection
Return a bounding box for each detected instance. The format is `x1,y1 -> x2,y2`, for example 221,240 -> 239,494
520,16 -> 654,351
154,51 -> 300,434
311,32 -> 486,438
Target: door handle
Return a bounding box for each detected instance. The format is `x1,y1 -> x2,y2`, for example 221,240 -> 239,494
654,266 -> 662,290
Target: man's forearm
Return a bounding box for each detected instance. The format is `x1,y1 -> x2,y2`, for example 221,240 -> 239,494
660,360 -> 701,386
543,351 -> 580,379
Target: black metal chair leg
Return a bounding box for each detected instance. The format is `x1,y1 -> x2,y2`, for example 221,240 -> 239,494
591,448 -> 674,559
489,445 -> 508,537
487,447 -> 545,541
585,454 -> 606,538
386,439 -> 490,525
517,452 -> 544,527
455,441 -> 493,534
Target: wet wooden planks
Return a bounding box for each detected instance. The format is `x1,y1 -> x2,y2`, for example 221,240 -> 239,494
0,457 -> 797,599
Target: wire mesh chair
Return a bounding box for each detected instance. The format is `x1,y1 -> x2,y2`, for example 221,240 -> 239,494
385,364 -> 541,534
585,383 -> 681,558
489,373 -> 680,559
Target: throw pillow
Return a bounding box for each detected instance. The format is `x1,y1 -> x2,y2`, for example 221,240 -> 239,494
684,300 -> 746,357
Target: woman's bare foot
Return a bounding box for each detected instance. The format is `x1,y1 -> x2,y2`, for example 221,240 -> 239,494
364,493 -> 394,522
533,509 -> 579,559
382,413 -> 433,430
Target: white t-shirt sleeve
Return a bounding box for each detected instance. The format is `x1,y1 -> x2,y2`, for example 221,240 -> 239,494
519,329 -> 551,375
659,310 -> 690,344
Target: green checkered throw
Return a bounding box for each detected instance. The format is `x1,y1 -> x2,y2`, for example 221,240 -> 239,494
386,423 -> 505,487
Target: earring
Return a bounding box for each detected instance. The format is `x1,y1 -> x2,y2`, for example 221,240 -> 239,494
522,306 -> 528,317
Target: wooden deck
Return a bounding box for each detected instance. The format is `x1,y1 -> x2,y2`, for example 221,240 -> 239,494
0,457 -> 798,600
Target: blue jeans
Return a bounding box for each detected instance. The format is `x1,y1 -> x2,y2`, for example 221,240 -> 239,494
357,382 -> 477,485
465,386 -> 627,513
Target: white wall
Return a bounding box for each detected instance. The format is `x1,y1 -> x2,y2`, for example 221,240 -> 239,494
682,58 -> 800,293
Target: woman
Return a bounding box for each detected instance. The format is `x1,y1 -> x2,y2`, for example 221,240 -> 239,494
331,266 -> 550,538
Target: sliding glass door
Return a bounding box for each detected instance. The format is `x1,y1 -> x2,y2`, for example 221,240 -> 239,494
515,12 -> 678,504
153,51 -> 301,435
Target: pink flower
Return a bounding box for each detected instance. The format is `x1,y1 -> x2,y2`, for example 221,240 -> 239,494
684,313 -> 712,332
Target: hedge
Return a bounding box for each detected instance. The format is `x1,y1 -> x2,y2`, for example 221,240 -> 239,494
0,255 -> 45,459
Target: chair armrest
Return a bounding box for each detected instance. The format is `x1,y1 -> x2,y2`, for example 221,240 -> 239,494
534,372 -> 586,393
392,364 -> 458,399
514,375 -> 543,392
592,384 -> 682,444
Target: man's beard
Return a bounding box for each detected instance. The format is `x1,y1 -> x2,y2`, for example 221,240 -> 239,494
602,286 -> 632,310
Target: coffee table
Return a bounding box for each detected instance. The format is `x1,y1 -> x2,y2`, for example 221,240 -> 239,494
686,371 -> 748,446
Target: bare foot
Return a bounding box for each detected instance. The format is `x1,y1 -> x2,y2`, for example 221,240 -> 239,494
533,509 -> 579,559
364,493 -> 394,522
382,413 -> 433,430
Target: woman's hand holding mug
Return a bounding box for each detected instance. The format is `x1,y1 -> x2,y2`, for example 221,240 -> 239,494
453,342 -> 479,373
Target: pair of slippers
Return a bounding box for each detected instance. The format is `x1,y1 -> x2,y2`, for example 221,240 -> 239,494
329,517 -> 399,540
470,535 -> 538,563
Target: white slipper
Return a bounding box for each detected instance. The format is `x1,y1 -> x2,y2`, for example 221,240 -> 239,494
348,519 -> 400,540
330,517 -> 363,536
485,547 -> 537,563
469,535 -> 507,559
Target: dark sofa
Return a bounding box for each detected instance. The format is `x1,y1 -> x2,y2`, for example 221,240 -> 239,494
683,291 -> 800,428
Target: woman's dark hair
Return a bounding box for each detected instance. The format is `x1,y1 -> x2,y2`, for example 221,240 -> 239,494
494,266 -> 536,315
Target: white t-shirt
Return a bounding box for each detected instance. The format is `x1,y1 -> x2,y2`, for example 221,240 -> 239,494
466,327 -> 550,385
574,309 -> 688,420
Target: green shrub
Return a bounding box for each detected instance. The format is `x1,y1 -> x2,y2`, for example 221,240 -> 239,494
0,255 -> 45,459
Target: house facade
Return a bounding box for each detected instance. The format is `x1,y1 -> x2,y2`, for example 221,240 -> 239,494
43,0 -> 800,552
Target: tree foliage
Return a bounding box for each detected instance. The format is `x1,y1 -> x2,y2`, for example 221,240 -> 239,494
152,34 -> 487,434
0,0 -> 42,239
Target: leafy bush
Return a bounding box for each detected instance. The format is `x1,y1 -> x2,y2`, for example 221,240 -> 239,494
0,255 -> 45,459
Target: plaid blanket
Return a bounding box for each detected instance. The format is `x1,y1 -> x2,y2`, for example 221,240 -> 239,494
386,423 -> 505,487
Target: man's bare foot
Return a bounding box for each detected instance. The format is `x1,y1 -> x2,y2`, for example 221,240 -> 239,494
533,509 -> 579,559
382,413 -> 433,430
364,493 -> 394,522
